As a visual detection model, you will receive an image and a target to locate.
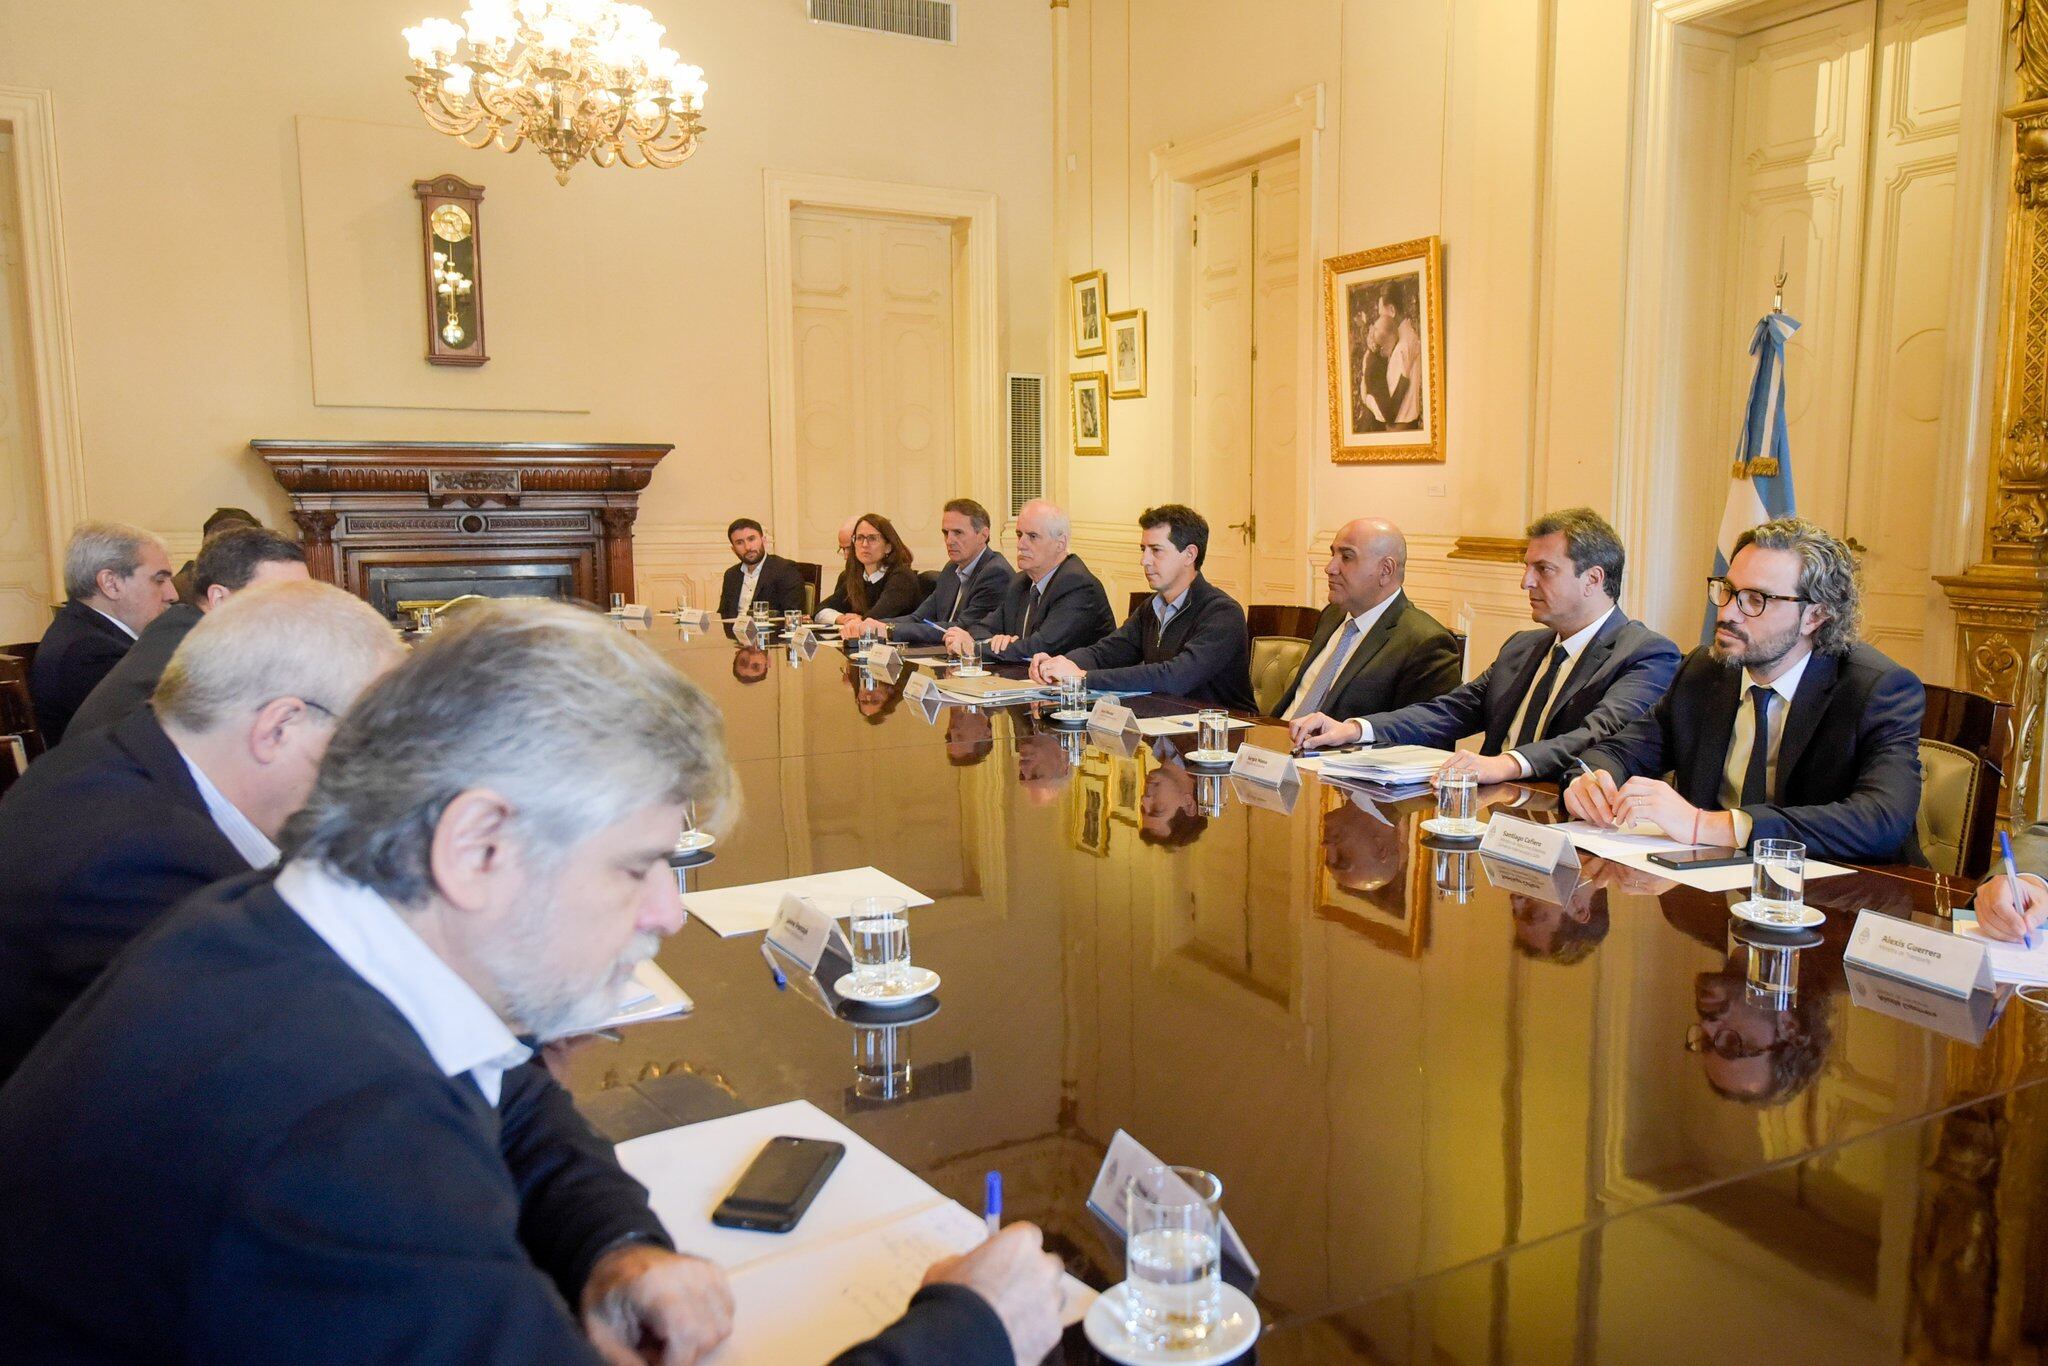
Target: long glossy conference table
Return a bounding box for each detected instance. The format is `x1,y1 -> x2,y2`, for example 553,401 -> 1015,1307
556,624 -> 2048,1363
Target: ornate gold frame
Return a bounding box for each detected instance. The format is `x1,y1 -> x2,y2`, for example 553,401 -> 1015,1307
1107,308 -> 1147,398
1071,372 -> 1109,456
1070,269 -> 1107,356
1322,235 -> 1445,464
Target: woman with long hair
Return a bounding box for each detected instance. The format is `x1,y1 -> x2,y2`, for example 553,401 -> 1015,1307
817,512 -> 921,636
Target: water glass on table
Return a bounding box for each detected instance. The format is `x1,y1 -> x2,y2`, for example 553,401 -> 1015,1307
952,635 -> 979,672
1435,770 -> 1480,835
1750,839 -> 1806,923
1059,674 -> 1088,717
1196,709 -> 1230,758
858,622 -> 880,658
609,593 -> 624,613
848,895 -> 911,992
1123,1165 -> 1225,1350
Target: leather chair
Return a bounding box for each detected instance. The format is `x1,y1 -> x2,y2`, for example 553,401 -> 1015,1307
1246,605 -> 1324,717
0,651 -> 44,793
918,569 -> 941,597
1916,683 -> 2011,879
794,562 -> 822,616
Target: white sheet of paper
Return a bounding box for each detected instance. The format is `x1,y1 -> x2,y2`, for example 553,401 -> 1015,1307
681,867 -> 933,938
600,959 -> 693,1028
1133,714 -> 1255,737
1955,912 -> 2048,984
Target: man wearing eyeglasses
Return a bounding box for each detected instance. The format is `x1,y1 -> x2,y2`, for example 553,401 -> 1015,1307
0,581 -> 403,1083
1563,517 -> 1923,862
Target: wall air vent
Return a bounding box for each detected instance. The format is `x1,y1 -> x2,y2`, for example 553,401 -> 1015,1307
1007,374 -> 1045,516
807,0 -> 955,44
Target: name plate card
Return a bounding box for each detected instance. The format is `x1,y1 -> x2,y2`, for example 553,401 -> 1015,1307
904,673 -> 938,702
1086,1130 -> 1259,1278
1228,744 -> 1295,787
1477,814 -> 1581,872
765,893 -> 847,974
1087,698 -> 1136,733
796,627 -> 821,661
735,617 -> 763,645
1844,909 -> 1993,1000
675,608 -> 714,630
869,643 -> 900,674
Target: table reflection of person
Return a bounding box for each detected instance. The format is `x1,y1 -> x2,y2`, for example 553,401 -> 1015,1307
845,663 -> 899,724
731,646 -> 770,683
1686,966 -> 1832,1107
1509,884 -> 1610,965
946,708 -> 994,767
1321,797 -> 1404,894
1015,730 -> 1072,806
1139,757 -> 1206,848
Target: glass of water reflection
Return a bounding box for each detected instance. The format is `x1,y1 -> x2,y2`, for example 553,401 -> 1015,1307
1436,770 -> 1479,834
1751,839 -> 1806,923
1123,1165 -> 1224,1350
1060,674 -> 1088,716
848,895 -> 910,992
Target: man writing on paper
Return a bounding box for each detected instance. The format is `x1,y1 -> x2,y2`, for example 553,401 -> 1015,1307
0,602 -> 1063,1366
840,499 -> 1013,646
1290,509 -> 1680,781
0,581 -> 401,1083
1030,504 -> 1255,712
1972,821 -> 2048,942
1269,518 -> 1463,724
1563,518 -> 1923,862
717,518 -> 807,620
944,498 -> 1114,664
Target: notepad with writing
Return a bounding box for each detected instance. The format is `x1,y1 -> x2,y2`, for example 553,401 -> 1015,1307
680,867 -> 933,937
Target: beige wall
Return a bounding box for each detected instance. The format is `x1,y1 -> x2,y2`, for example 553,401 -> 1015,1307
0,0 -> 1053,596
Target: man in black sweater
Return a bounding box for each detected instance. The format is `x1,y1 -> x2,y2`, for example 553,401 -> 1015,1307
1031,503 -> 1255,711
0,601 -> 1061,1364
29,521 -> 180,744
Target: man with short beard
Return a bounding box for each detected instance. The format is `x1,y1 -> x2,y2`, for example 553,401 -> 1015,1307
0,602 -> 1064,1365
1563,517 -> 1922,862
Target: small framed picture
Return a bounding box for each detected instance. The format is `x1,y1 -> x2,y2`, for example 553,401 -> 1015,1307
1323,235 -> 1445,463
1071,372 -> 1108,455
1071,270 -> 1107,356
1107,308 -> 1147,398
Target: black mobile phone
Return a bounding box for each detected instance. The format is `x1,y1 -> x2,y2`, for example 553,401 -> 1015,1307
711,1136 -> 846,1233
1647,847 -> 1751,871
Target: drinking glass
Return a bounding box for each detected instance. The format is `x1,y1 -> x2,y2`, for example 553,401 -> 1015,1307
1751,839 -> 1807,923
859,622 -> 880,658
1196,709 -> 1229,757
848,895 -> 911,992
1060,674 -> 1088,717
953,635 -> 980,672
851,1022 -> 913,1101
1123,1165 -> 1224,1350
783,609 -> 803,637
609,592 -> 624,613
1433,848 -> 1475,903
1436,771 -> 1479,834
1194,774 -> 1228,818
674,798 -> 713,854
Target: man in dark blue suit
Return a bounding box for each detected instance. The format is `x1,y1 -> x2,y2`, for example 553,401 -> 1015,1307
0,580 -> 400,1083
28,521 -> 180,744
1566,517 -> 1924,862
1291,508 -> 1680,781
1032,503 -> 1255,711
946,498 -> 1115,663
843,498 -> 1014,645
0,601 -> 1063,1365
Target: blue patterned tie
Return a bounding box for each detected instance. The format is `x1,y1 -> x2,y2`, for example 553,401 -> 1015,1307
1294,618 -> 1359,716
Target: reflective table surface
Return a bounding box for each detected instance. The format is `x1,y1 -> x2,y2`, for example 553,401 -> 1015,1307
562,625 -> 2048,1361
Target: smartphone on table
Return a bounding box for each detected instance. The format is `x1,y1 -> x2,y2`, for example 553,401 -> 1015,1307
1647,847 -> 1750,871
710,1136 -> 846,1233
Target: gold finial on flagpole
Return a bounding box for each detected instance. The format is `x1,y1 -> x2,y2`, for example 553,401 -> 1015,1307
1771,238 -> 1787,314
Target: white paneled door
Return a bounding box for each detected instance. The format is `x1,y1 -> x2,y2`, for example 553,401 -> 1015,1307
0,130 -> 51,640
789,207 -> 956,569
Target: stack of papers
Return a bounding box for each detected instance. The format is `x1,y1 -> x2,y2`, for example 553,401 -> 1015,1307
1550,820 -> 1854,893
680,867 -> 932,938
615,1101 -> 1094,1364
1135,714 -> 1255,738
1955,910 -> 2048,985
1313,744 -> 1456,789
932,674 -> 1042,704
602,960 -> 693,1027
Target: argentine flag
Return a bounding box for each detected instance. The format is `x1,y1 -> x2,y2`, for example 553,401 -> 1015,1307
1704,311 -> 1801,646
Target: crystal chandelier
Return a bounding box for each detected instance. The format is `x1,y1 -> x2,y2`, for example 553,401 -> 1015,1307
402,1 -> 707,186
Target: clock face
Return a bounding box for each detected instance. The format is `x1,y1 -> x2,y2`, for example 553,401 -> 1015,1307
430,203 -> 473,243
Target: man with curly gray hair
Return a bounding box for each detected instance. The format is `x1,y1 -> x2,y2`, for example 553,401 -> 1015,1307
1564,516 -> 1923,861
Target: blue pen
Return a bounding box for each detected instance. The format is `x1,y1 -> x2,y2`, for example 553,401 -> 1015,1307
983,1171 -> 1002,1235
2000,830 -> 2035,951
759,944 -> 787,990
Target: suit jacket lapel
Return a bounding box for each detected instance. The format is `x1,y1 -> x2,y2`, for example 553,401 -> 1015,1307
1548,612 -> 1627,713
1488,632 -> 1553,742
1690,665 -> 1743,808
1772,651 -> 1839,790
1328,593 -> 1406,699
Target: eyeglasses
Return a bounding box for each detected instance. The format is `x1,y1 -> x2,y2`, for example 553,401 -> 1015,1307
851,533 -> 884,547
1705,577 -> 1806,618
1684,1022 -> 1773,1060
277,697 -> 341,722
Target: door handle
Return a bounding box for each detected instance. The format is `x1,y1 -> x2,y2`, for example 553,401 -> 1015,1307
1227,514 -> 1257,543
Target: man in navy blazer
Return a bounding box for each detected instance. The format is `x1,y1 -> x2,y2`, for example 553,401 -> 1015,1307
28,521 -> 180,744
0,601 -> 1064,1365
0,581 -> 400,1083
844,498 -> 1014,646
716,518 -> 808,619
1292,509 -> 1680,781
1033,503 -> 1256,711
1566,518 -> 1923,862
946,498 -> 1115,663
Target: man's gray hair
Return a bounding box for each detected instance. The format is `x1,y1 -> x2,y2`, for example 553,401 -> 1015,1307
1526,506 -> 1625,602
63,521 -> 162,601
282,600 -> 731,906
154,580 -> 401,734
1020,498 -> 1071,542
1732,516 -> 1862,656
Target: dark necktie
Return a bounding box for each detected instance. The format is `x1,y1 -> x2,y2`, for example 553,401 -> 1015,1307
1021,584 -> 1043,636
1512,643 -> 1570,747
1740,685 -> 1774,806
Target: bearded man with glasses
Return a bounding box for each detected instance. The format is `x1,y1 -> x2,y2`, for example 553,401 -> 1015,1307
1563,517 -> 1923,862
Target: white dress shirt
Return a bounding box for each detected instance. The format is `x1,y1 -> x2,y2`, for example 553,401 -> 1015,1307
734,559 -> 764,616
815,567 -> 888,625
1293,593 -> 1403,725
1503,605 -> 1617,778
275,860 -> 532,1105
90,605 -> 138,641
176,750 -> 278,868
1719,650 -> 1813,847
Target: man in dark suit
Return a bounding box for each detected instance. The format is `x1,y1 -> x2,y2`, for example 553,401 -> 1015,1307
0,580 -> 401,1083
1032,504 -> 1255,711
1291,508 -> 1680,780
1566,517 -> 1924,862
1270,517 -> 1463,723
716,518 -> 807,619
846,498 -> 1013,645
945,498 -> 1114,663
29,521 -> 180,744
0,601 -> 1064,1365
65,525 -> 309,743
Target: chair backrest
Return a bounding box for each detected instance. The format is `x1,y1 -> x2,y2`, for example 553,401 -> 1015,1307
793,562 -> 822,616
1127,589 -> 1149,619
918,569 -> 941,596
1916,682 -> 2012,879
0,651 -> 45,765
1245,604 -> 1324,717
3,640 -> 37,674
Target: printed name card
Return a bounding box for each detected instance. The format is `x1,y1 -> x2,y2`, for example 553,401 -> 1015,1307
904,673 -> 937,702
1844,909 -> 1993,1000
1086,1130 -> 1259,1279
1228,744 -> 1295,787
1087,698 -> 1136,733
868,643 -> 899,674
1476,814 -> 1581,872
674,608 -> 714,630
796,627 -> 821,661
765,894 -> 845,974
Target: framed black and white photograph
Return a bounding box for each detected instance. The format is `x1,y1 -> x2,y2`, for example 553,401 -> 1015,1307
1071,371 -> 1108,455
1107,308 -> 1146,398
1071,269 -> 1107,356
1323,236 -> 1444,463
